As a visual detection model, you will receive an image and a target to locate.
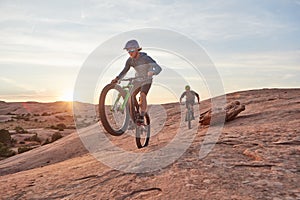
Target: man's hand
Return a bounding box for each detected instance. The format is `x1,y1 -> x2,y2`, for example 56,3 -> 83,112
111,78 -> 119,84
148,71 -> 154,77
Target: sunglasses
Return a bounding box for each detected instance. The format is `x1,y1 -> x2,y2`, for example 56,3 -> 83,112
127,49 -> 136,53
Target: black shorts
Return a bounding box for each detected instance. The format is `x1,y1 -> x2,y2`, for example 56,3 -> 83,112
132,82 -> 152,95
186,100 -> 195,108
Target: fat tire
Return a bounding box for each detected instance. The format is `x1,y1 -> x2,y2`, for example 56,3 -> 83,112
135,113 -> 150,148
99,84 -> 129,136
188,110 -> 192,129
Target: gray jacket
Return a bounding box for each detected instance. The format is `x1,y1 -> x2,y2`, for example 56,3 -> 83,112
116,52 -> 162,82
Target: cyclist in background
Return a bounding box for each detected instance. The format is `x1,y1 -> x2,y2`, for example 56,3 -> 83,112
111,39 -> 162,124
180,85 -> 200,120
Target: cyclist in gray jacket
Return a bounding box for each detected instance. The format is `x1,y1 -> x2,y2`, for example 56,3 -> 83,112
180,85 -> 200,120
111,39 -> 162,124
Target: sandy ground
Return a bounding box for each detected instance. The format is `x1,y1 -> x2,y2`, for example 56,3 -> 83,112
0,88 -> 299,200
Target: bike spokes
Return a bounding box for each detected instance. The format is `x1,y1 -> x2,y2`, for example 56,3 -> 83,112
135,113 -> 150,148
105,89 -> 127,131
99,84 -> 129,136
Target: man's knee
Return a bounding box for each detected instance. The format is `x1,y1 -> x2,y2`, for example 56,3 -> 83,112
140,91 -> 146,96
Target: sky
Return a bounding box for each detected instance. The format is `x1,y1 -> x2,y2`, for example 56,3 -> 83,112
0,0 -> 299,104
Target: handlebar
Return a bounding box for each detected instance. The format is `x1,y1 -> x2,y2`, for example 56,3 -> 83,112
121,76 -> 151,82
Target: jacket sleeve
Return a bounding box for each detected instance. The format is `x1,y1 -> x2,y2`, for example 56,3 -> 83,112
193,91 -> 200,102
116,58 -> 131,79
149,62 -> 162,75
180,92 -> 186,100
145,55 -> 162,75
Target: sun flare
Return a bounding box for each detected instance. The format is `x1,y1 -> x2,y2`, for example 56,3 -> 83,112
60,90 -> 74,102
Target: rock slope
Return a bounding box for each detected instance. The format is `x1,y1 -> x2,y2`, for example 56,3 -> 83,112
0,88 -> 299,200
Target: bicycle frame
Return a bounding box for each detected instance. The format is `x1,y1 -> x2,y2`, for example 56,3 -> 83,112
110,83 -> 132,112
111,76 -> 146,112
111,76 -> 149,115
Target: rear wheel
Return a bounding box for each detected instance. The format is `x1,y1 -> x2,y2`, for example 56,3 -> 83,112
135,113 -> 150,148
187,107 -> 192,129
99,84 -> 129,136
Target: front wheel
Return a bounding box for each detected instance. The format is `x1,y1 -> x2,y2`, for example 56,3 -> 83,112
99,84 -> 129,136
135,113 -> 150,148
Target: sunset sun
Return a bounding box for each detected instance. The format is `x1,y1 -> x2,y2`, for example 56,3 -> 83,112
60,90 -> 74,102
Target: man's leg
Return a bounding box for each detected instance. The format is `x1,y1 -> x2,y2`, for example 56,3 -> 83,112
185,102 -> 189,121
132,88 -> 140,111
186,101 -> 195,120
191,102 -> 195,120
140,92 -> 147,114
130,85 -> 141,123
140,83 -> 152,116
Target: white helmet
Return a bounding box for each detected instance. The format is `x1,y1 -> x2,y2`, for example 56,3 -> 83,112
123,39 -> 142,50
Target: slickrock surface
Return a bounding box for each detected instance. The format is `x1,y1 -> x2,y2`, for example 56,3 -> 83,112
0,88 -> 299,199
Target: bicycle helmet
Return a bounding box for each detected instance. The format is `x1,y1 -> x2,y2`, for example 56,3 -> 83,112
185,85 -> 190,90
123,39 -> 142,51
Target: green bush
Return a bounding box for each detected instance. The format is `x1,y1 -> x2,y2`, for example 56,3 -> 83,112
0,129 -> 11,144
50,123 -> 67,131
42,112 -> 50,116
24,133 -> 41,143
31,133 -> 41,143
42,132 -> 63,146
51,132 -> 63,142
0,142 -> 16,157
42,138 -> 50,146
18,146 -> 33,154
15,126 -> 28,134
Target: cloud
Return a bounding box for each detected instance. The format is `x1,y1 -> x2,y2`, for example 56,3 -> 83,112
0,77 -> 39,96
214,50 -> 300,70
0,0 -> 299,102
0,76 -> 74,102
282,74 -> 296,80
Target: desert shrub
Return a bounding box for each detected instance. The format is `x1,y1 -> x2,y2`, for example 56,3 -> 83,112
51,132 -> 63,142
14,126 -> 28,134
11,138 -> 17,145
24,133 -> 41,143
50,125 -> 56,129
0,129 -> 11,144
55,116 -> 65,120
42,112 -> 50,116
0,143 -> 16,157
31,133 -> 41,143
56,123 -> 66,130
41,132 -> 63,145
42,138 -> 50,146
18,146 -> 33,154
50,123 -> 67,131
